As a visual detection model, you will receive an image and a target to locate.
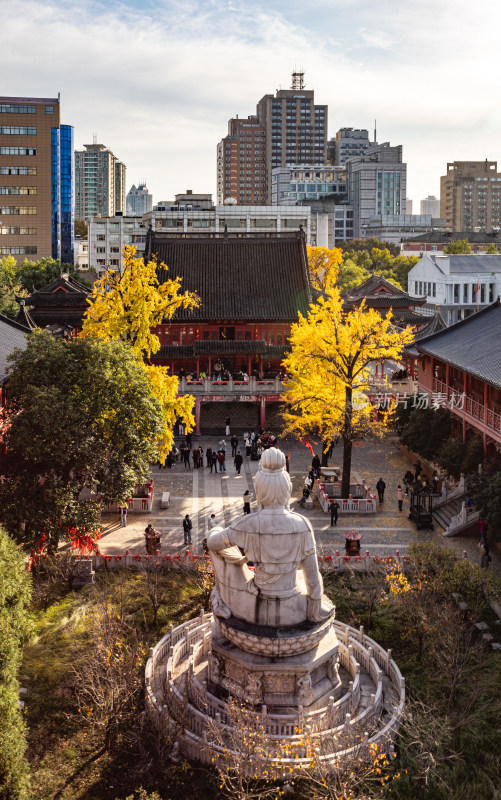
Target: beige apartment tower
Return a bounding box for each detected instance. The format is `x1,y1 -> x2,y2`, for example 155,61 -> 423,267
440,160 -> 501,231
0,95 -> 73,263
75,143 -> 126,220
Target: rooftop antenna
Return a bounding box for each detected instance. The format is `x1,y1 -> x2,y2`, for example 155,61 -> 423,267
374,120 -> 377,144
291,69 -> 305,90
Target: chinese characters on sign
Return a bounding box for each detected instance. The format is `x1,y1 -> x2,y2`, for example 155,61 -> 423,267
373,392 -> 466,410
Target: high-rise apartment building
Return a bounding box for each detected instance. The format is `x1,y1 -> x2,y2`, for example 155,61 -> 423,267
347,143 -> 407,238
440,161 -> 501,231
217,117 -> 266,205
217,72 -> 328,205
0,95 -> 74,264
75,142 -> 126,220
332,128 -> 370,166
126,182 -> 153,216
420,195 -> 440,217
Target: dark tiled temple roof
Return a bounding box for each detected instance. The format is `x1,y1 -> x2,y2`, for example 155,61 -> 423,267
156,345 -> 194,359
0,314 -> 30,384
266,344 -> 291,359
145,231 -> 311,322
413,300 -> 501,389
193,339 -> 267,355
391,309 -> 434,326
23,275 -> 90,304
344,274 -> 427,306
15,300 -> 37,330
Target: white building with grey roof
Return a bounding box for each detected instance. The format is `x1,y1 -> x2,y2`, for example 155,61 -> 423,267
407,253 -> 501,325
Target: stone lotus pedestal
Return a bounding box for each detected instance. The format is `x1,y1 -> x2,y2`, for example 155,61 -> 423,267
209,610 -> 341,710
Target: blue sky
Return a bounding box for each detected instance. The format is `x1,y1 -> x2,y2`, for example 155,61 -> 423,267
2,0 -> 501,210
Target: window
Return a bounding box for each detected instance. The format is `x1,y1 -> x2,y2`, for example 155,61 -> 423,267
45,106 -> 54,114
480,284 -> 485,303
0,166 -> 36,175
0,186 -> 36,195
0,246 -> 36,254
0,126 -> 36,135
463,284 -> 468,302
0,104 -> 36,114
0,226 -> 37,235
453,284 -> 460,303
0,146 -> 36,155
96,247 -> 106,253
0,206 -> 36,215
96,234 -> 105,241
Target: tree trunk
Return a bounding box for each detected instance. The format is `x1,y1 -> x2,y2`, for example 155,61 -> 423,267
321,438 -> 329,467
342,436 -> 352,498
341,384 -> 353,498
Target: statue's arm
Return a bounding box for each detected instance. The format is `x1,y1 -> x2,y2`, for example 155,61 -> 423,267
301,552 -> 323,601
207,526 -> 234,552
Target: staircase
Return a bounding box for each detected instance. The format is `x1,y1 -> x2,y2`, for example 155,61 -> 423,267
432,496 -> 464,531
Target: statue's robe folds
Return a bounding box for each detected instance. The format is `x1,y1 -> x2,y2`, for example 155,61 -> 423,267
207,507 -> 332,628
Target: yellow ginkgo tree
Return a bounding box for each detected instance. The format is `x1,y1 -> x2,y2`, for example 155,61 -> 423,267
283,286 -> 413,497
306,244 -> 343,297
81,245 -> 200,460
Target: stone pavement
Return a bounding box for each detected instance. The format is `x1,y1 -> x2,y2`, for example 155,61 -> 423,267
96,434 -> 492,569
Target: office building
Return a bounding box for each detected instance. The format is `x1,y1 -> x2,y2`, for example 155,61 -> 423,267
332,128 -> 370,166
0,94 -> 74,264
75,142 -> 126,220
347,143 -> 407,238
420,195 -> 440,217
88,214 -> 147,272
271,165 -> 347,205
217,72 -> 327,205
440,160 -> 501,232
126,183 -> 153,216
360,214 -> 444,245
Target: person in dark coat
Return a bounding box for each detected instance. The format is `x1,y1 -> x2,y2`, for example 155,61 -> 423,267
312,454 -> 321,479
231,434 -> 238,457
206,446 -> 213,467
210,450 -> 218,473
414,459 -> 422,480
182,514 -> 192,545
298,486 -> 310,507
234,451 -> 243,475
376,478 -> 386,503
330,500 -> 340,526
243,490 -> 251,514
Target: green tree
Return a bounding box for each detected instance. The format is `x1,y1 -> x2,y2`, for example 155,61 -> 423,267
0,331 -> 165,551
17,257 -> 84,293
336,258 -> 370,291
0,526 -> 33,800
443,239 -> 472,254
0,256 -> 27,318
461,434 -> 485,475
437,438 -> 466,480
467,468 -> 501,541
337,237 -> 400,256
486,242 -> 497,254
74,219 -> 88,239
400,406 -> 452,461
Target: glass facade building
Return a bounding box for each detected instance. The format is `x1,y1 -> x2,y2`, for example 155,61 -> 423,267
51,124 -> 74,263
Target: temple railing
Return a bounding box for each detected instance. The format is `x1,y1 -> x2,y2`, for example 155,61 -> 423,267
176,377 -> 287,396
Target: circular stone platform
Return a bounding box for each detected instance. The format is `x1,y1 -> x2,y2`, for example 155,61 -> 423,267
145,612 -> 405,770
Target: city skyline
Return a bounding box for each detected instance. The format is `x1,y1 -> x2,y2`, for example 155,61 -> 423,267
2,0 -> 501,213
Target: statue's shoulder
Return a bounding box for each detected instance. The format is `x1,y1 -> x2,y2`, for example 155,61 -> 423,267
230,514 -> 260,532
288,511 -> 314,531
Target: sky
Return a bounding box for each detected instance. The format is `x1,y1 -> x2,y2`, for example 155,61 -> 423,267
2,0 -> 501,210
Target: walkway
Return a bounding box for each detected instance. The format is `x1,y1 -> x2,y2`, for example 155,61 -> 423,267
96,435 -> 492,568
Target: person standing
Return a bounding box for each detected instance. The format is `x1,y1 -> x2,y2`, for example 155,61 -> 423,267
186,431 -> 192,450
244,434 -> 251,457
234,451 -> 243,475
312,454 -> 321,480
376,478 -> 386,503
397,485 -> 404,511
183,514 -> 193,546
329,499 -> 340,526
231,434 -> 238,458
479,518 -> 488,546
208,513 -> 218,530
119,503 -> 128,527
243,490 -> 251,514
193,448 -> 200,469
210,450 -> 218,473
414,459 -> 422,480
206,446 -> 213,468
181,443 -> 190,469
218,438 -> 227,452
225,416 -> 231,436
217,449 -> 226,472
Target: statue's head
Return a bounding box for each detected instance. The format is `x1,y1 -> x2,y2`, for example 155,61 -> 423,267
254,448 -> 291,508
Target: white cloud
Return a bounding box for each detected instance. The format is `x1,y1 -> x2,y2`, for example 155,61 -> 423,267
1,0 -> 501,206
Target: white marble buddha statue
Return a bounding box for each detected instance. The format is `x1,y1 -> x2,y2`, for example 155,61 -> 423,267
207,447 -> 334,628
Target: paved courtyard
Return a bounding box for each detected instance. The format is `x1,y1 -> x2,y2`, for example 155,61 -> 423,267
95,434 -> 491,568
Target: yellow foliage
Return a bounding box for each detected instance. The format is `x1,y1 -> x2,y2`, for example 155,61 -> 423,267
80,245 -> 200,459
306,245 -> 343,296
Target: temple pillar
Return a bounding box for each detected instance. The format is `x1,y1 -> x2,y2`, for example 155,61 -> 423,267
259,357 -> 263,379
259,397 -> 266,429
484,382 -> 488,426
208,355 -> 212,378
196,357 -> 200,380
247,355 -> 251,376
445,363 -> 449,395
195,398 -> 201,435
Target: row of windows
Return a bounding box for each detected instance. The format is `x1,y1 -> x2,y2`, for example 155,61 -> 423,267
0,126 -> 36,135
0,146 -> 36,156
0,206 -> 37,215
0,104 -> 53,114
0,245 -> 37,254
0,186 -> 37,195
0,226 -> 37,235
0,166 -> 36,175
